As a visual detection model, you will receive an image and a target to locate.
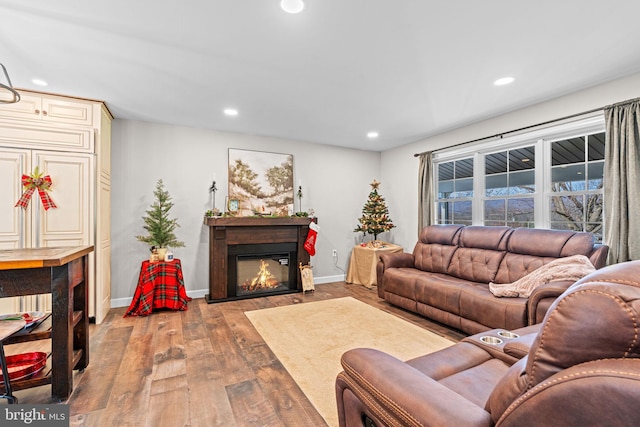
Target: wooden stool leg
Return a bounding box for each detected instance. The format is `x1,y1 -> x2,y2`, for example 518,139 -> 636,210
0,342 -> 18,404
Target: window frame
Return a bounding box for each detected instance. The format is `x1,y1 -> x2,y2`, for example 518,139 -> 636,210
431,112 -> 605,233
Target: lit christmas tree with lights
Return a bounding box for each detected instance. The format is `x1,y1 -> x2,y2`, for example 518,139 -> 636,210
354,179 -> 395,240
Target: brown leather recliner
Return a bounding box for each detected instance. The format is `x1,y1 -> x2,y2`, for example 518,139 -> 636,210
336,260 -> 640,427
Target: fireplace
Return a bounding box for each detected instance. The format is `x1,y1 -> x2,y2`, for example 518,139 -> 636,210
228,243 -> 298,299
203,217 -> 314,303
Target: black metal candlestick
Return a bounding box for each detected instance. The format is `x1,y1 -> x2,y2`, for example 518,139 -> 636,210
209,180 -> 217,213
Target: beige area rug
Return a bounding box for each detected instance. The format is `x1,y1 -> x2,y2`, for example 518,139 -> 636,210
245,297 -> 454,427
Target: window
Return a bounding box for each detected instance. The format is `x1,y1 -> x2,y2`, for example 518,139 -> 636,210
549,132 -> 605,241
436,158 -> 473,225
432,114 -> 605,241
484,146 -> 536,227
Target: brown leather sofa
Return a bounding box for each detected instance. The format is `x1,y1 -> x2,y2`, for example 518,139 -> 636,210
376,225 -> 609,334
336,260 -> 640,427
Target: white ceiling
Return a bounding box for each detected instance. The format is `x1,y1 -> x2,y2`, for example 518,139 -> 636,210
2,1 -> 640,151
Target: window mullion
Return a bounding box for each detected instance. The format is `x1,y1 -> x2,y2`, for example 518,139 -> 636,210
473,151 -> 483,225
537,138 -> 549,227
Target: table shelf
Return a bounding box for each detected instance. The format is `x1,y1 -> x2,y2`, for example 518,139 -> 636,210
0,351 -> 52,393
4,314 -> 52,344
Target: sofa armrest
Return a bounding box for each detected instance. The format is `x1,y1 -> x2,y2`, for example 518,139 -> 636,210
589,243 -> 609,269
337,348 -> 492,427
527,280 -> 574,324
503,333 -> 537,359
376,252 -> 414,298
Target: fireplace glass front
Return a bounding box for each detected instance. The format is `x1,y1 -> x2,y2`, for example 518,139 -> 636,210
228,243 -> 298,299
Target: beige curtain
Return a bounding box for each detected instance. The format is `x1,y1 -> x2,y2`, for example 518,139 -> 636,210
604,98 -> 640,264
418,151 -> 434,234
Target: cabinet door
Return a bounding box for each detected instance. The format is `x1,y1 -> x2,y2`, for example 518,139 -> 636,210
42,97 -> 94,127
0,92 -> 94,127
0,148 -> 31,249
33,151 -> 94,248
0,92 -> 42,121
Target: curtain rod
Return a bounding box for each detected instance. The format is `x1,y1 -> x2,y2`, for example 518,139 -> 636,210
413,106 -> 603,157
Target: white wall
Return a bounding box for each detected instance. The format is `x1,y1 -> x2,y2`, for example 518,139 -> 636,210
381,72 -> 640,252
111,72 -> 640,306
111,120 -> 381,305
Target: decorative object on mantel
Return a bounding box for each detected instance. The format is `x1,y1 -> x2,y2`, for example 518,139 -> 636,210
299,263 -> 315,292
228,148 -> 294,217
294,184 -> 308,217
208,179 -> 220,216
14,166 -> 57,211
354,179 -> 395,241
0,63 -> 20,104
136,179 -> 185,260
296,184 -> 303,212
303,221 -> 320,256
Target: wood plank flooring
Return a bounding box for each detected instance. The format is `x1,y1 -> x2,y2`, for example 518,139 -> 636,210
3,282 -> 465,426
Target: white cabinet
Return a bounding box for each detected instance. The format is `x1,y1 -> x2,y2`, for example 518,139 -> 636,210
0,91 -> 94,127
0,90 -> 112,323
0,148 -> 91,249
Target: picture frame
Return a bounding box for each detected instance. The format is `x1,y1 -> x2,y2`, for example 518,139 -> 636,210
228,198 -> 239,213
228,148 -> 294,216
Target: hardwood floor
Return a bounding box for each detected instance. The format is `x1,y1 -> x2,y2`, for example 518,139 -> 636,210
4,282 -> 465,426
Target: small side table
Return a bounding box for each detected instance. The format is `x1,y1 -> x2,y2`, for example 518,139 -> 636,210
346,242 -> 403,288
125,259 -> 192,316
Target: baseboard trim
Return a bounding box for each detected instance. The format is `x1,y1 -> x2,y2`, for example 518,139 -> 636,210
110,274 -> 346,308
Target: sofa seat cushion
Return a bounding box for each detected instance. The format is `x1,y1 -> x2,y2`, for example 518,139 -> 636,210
405,342 -> 510,408
459,283 -> 527,330
415,272 -> 480,314
383,267 -> 421,300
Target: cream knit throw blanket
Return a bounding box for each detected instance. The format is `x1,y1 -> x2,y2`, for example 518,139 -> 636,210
489,254 -> 595,298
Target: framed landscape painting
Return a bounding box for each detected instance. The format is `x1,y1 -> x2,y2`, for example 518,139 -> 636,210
228,149 -> 294,216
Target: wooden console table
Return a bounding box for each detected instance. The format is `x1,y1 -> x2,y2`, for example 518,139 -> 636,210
0,246 -> 93,401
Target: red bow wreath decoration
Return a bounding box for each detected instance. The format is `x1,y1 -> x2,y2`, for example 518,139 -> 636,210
15,166 -> 57,210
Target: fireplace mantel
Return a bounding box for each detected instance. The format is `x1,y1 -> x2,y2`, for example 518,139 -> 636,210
203,216 -> 315,302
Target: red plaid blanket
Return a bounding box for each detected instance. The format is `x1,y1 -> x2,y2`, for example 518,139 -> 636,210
125,259 -> 192,316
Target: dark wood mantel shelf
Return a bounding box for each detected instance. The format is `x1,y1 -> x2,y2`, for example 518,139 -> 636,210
203,216 -> 315,303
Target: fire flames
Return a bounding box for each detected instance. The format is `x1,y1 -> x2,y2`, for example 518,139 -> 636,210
243,259 -> 279,291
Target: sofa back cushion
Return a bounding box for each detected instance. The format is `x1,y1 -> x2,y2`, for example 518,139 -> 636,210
413,225 -> 463,273
447,226 -> 511,283
494,228 -> 596,283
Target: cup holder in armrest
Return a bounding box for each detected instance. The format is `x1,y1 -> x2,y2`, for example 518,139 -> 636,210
497,331 -> 520,339
480,336 -> 503,345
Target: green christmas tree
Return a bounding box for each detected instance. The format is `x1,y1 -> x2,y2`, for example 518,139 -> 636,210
136,179 -> 185,248
354,179 -> 395,240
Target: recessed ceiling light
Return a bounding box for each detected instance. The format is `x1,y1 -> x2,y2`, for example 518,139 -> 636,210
280,0 -> 305,14
32,78 -> 48,86
223,108 -> 239,117
367,131 -> 379,139
494,77 -> 515,86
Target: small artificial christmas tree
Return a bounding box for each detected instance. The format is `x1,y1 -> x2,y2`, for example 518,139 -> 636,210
354,179 -> 395,240
136,179 -> 185,248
